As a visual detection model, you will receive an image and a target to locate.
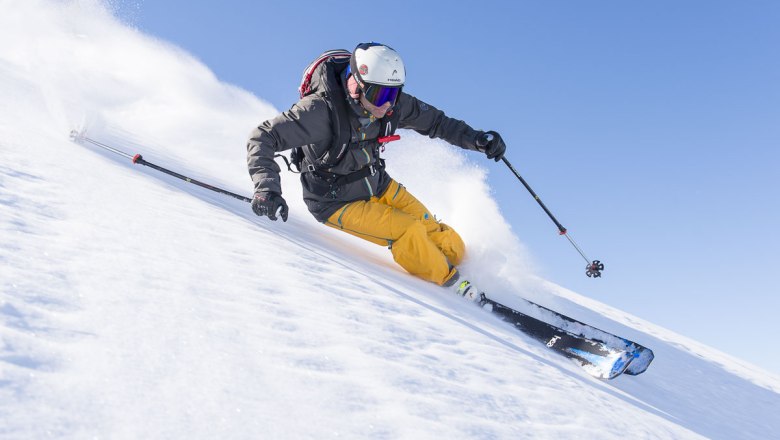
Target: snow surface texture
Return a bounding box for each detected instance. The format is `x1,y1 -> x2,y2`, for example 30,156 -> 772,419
2,1 -> 779,439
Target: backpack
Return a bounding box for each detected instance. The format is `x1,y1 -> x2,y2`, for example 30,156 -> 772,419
286,49 -> 353,173
298,49 -> 352,98
282,49 -> 400,174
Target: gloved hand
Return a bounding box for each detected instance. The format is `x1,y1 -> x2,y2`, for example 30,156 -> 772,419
252,192 -> 289,222
476,130 -> 506,162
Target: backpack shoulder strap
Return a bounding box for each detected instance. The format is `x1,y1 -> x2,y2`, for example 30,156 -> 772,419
379,109 -> 401,139
314,58 -> 352,169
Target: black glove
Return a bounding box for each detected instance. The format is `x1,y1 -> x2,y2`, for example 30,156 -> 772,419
476,130 -> 506,162
252,192 -> 289,222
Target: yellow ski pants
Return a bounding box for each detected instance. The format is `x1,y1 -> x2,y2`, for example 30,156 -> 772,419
326,180 -> 465,285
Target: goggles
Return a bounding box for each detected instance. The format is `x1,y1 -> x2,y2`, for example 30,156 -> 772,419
362,83 -> 401,108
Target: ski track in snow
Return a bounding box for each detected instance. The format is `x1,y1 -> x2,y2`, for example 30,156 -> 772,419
2,1 -> 780,439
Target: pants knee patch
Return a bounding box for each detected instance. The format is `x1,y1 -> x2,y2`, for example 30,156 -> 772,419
391,221 -> 452,285
430,223 -> 466,266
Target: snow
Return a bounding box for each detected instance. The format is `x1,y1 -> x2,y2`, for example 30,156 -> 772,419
2,1 -> 779,438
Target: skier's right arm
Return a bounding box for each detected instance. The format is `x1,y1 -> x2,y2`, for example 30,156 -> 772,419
246,97 -> 332,196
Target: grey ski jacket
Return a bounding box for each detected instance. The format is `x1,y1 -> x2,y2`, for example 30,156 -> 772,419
247,76 -> 484,222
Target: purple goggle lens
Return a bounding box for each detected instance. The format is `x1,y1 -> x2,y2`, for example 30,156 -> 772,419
362,84 -> 401,107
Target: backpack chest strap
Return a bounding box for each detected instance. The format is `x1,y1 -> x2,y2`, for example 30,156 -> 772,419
309,158 -> 386,185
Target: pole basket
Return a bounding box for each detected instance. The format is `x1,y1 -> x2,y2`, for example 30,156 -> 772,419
586,260 -> 605,278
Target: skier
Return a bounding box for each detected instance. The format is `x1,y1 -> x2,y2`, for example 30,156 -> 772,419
246,42 -> 506,300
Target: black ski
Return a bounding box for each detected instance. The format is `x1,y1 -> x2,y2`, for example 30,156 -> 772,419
510,296 -> 654,376
479,295 -> 648,379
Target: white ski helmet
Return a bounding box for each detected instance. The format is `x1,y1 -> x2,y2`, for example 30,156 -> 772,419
350,42 -> 406,88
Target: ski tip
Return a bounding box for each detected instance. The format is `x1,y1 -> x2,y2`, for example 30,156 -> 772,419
608,351 -> 636,379
568,348 -> 635,380
69,129 -> 83,141
622,348 -> 655,376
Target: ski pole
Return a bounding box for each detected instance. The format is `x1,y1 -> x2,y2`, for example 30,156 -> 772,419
501,156 -> 604,278
69,131 -> 252,203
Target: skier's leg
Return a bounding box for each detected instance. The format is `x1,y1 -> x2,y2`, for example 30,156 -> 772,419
325,199 -> 457,285
377,180 -> 466,266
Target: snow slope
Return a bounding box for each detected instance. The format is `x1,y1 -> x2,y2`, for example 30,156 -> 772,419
2,1 -> 779,438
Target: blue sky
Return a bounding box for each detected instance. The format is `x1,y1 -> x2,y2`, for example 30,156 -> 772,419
120,0 -> 780,373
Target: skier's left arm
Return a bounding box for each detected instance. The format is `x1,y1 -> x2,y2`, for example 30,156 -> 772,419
395,92 -> 506,161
